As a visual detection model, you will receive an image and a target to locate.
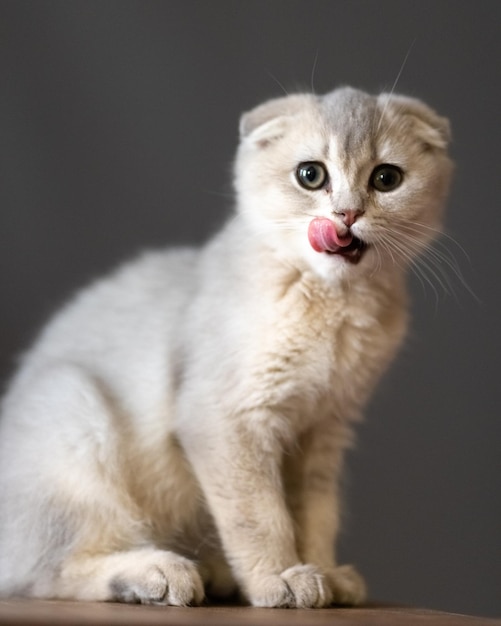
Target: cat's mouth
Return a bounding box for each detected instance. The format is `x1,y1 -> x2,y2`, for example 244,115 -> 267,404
308,217 -> 367,263
325,236 -> 367,263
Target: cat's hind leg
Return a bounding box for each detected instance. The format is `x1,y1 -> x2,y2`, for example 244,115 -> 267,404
55,548 -> 204,605
0,363 -> 204,605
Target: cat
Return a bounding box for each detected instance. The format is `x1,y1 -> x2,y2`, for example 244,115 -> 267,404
0,86 -> 452,608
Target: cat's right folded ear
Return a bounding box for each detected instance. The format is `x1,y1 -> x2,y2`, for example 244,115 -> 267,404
239,93 -> 314,147
379,94 -> 452,150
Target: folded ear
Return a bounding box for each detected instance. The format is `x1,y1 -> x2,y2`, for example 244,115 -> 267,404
380,93 -> 451,150
239,93 -> 315,146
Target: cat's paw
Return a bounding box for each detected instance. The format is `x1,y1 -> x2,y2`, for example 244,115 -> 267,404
326,564 -> 367,606
109,551 -> 204,606
249,564 -> 333,608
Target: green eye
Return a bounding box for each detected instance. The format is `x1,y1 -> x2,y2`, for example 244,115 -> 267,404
370,164 -> 403,192
296,162 -> 328,190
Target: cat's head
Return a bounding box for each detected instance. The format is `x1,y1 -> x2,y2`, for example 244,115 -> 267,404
234,87 -> 453,281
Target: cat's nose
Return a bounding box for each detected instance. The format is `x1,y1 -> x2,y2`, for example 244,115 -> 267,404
336,208 -> 363,227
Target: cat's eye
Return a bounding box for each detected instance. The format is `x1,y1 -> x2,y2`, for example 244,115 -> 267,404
370,164 -> 403,192
296,162 -> 328,190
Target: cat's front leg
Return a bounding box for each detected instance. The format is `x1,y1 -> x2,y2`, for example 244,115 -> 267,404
285,421 -> 367,606
180,413 -> 333,608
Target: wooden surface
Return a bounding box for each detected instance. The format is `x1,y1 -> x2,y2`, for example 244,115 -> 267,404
0,600 -> 499,626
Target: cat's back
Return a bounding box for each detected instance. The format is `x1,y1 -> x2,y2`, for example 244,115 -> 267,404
1,246 -> 200,413
38,247 -> 195,349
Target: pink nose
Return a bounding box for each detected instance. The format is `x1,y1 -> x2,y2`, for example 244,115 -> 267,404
336,209 -> 362,227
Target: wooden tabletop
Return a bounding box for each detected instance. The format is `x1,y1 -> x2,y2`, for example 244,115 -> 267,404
0,600 -> 499,626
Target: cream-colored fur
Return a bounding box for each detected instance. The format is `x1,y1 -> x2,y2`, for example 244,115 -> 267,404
0,87 -> 452,607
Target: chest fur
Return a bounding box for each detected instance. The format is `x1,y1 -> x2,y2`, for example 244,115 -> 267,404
242,271 -> 408,425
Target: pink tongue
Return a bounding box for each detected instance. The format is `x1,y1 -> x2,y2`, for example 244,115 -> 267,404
308,217 -> 353,253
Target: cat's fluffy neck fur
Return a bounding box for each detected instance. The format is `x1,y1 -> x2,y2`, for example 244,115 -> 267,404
186,213 -> 408,438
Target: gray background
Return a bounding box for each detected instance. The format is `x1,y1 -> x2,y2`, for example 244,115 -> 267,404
1,0 -> 499,618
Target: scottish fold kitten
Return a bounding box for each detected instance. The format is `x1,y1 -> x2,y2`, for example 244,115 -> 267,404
0,87 -> 452,608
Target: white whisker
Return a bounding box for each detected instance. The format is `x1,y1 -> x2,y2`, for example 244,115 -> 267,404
266,70 -> 289,96
374,38 -> 417,137
374,229 -> 444,304
370,219 -> 477,304
386,38 -> 417,100
310,48 -> 320,94
392,222 -> 478,302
